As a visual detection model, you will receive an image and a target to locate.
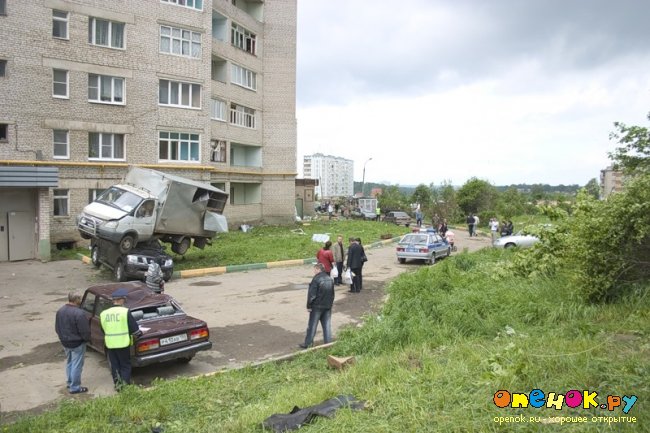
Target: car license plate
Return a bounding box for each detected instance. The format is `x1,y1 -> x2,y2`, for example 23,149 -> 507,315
406,248 -> 419,252
160,334 -> 188,346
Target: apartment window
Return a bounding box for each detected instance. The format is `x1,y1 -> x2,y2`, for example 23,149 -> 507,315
53,189 -> 69,216
231,64 -> 256,90
211,98 -> 227,121
210,140 -> 226,162
88,188 -> 105,203
159,131 -> 200,162
230,103 -> 256,129
53,129 -> 69,159
0,0 -> 5,15
53,69 -> 68,98
0,59 -> 6,77
160,26 -> 201,58
158,80 -> 201,109
231,23 -> 256,55
0,124 -> 7,141
88,74 -> 124,104
52,10 -> 68,39
89,132 -> 125,160
160,0 -> 203,11
88,17 -> 125,49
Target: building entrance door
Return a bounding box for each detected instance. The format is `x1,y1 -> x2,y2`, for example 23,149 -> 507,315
8,211 -> 35,261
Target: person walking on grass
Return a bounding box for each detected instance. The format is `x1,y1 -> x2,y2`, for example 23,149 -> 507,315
298,263 -> 335,349
55,291 -> 91,394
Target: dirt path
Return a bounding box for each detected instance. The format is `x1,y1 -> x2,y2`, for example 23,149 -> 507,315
0,227 -> 490,423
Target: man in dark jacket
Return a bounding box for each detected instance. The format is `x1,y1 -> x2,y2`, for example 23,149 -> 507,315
346,237 -> 364,292
55,292 -> 91,394
299,263 -> 335,349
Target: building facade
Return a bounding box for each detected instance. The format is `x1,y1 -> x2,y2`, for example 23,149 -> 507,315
599,165 -> 624,199
303,153 -> 353,199
0,0 -> 297,261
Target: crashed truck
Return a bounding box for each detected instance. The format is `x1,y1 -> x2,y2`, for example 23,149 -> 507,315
78,167 -> 229,255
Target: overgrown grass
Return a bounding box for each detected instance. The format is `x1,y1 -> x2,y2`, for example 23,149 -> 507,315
10,249 -> 648,432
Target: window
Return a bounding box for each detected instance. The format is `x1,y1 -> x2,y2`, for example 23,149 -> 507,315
88,132 -> 125,160
0,0 -> 5,15
53,130 -> 69,159
52,10 -> 68,39
88,17 -> 125,49
0,59 -> 6,77
231,23 -> 256,55
211,140 -> 226,162
160,0 -> 203,11
160,26 -> 201,58
231,64 -> 256,90
53,189 -> 69,216
88,188 -> 105,203
88,74 -> 124,104
211,98 -> 227,121
53,69 -> 68,98
230,103 -> 255,128
158,131 -> 200,162
158,80 -> 201,109
0,124 -> 7,141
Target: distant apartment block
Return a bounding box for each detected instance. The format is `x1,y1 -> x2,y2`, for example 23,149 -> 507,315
0,0 -> 297,262
600,165 -> 624,198
303,153 -> 353,199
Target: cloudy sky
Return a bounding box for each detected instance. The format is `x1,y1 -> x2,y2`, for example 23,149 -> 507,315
295,0 -> 650,187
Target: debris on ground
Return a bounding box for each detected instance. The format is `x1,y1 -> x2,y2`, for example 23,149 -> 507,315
327,355 -> 355,370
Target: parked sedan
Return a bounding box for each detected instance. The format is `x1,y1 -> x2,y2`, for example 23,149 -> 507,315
384,211 -> 412,226
80,281 -> 212,367
396,232 -> 451,265
492,231 -> 540,249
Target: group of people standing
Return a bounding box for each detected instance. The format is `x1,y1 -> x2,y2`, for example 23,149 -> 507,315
301,235 -> 368,349
466,214 -> 481,237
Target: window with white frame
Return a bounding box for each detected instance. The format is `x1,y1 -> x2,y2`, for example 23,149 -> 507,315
230,103 -> 255,129
88,17 -> 125,49
159,131 -> 200,162
53,69 -> 68,98
52,10 -> 68,39
53,189 -> 69,216
231,63 -> 256,90
210,140 -> 226,162
160,25 -> 201,58
231,23 -> 256,55
88,132 -> 125,160
53,129 -> 69,159
160,0 -> 203,11
88,74 -> 124,104
211,98 -> 227,121
159,80 -> 201,109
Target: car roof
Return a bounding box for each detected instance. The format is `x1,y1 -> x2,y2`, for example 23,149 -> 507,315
85,281 -> 177,310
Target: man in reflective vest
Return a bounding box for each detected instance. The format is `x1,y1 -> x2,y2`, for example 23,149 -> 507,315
100,288 -> 140,390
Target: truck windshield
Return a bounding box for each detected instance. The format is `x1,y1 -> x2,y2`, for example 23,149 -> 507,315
96,187 -> 143,213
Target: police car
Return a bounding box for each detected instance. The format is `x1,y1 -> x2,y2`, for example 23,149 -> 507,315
395,231 -> 451,265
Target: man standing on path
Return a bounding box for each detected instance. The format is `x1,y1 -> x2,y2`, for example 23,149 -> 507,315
466,215 -> 475,237
299,263 -> 335,349
489,217 -> 500,244
332,235 -> 346,286
346,237 -> 364,293
55,292 -> 91,394
100,288 -> 141,390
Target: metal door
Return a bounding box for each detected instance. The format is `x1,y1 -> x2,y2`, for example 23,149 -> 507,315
0,212 -> 7,261
295,198 -> 303,219
8,211 -> 35,261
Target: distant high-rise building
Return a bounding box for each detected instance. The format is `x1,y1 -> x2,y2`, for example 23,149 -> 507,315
600,165 -> 624,198
303,153 -> 353,199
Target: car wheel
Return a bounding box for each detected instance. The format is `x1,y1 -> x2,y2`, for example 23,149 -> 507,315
172,237 -> 191,255
504,243 -> 516,249
427,255 -> 435,265
114,259 -> 126,282
91,246 -> 101,268
398,258 -> 406,264
446,247 -> 451,257
119,235 -> 136,254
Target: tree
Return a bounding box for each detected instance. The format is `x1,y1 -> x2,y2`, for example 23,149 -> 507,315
378,185 -> 407,212
411,184 -> 432,208
583,178 -> 600,199
456,178 -> 498,215
609,112 -> 650,174
496,187 -> 525,219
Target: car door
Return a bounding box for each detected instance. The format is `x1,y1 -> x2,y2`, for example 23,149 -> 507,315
431,234 -> 446,257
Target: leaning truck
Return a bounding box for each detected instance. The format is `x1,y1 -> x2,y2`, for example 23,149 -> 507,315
78,167 -> 229,255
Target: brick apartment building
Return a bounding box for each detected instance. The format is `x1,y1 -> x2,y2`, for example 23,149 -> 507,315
0,0 -> 297,261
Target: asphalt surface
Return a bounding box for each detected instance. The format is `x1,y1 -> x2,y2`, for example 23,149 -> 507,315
0,227 -> 490,424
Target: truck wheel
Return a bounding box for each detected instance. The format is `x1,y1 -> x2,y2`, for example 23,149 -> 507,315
80,232 -> 91,240
163,270 -> 173,282
119,235 -> 136,254
114,259 -> 126,282
172,238 -> 191,255
91,246 -> 101,268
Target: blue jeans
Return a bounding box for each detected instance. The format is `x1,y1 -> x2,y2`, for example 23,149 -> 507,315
303,308 -> 332,347
64,343 -> 86,392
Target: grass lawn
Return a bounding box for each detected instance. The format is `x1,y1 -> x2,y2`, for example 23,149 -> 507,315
9,248 -> 648,432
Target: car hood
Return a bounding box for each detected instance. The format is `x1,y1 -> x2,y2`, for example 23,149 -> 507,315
82,201 -> 127,221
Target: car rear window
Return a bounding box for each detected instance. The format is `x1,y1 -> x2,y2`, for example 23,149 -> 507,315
131,303 -> 181,321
